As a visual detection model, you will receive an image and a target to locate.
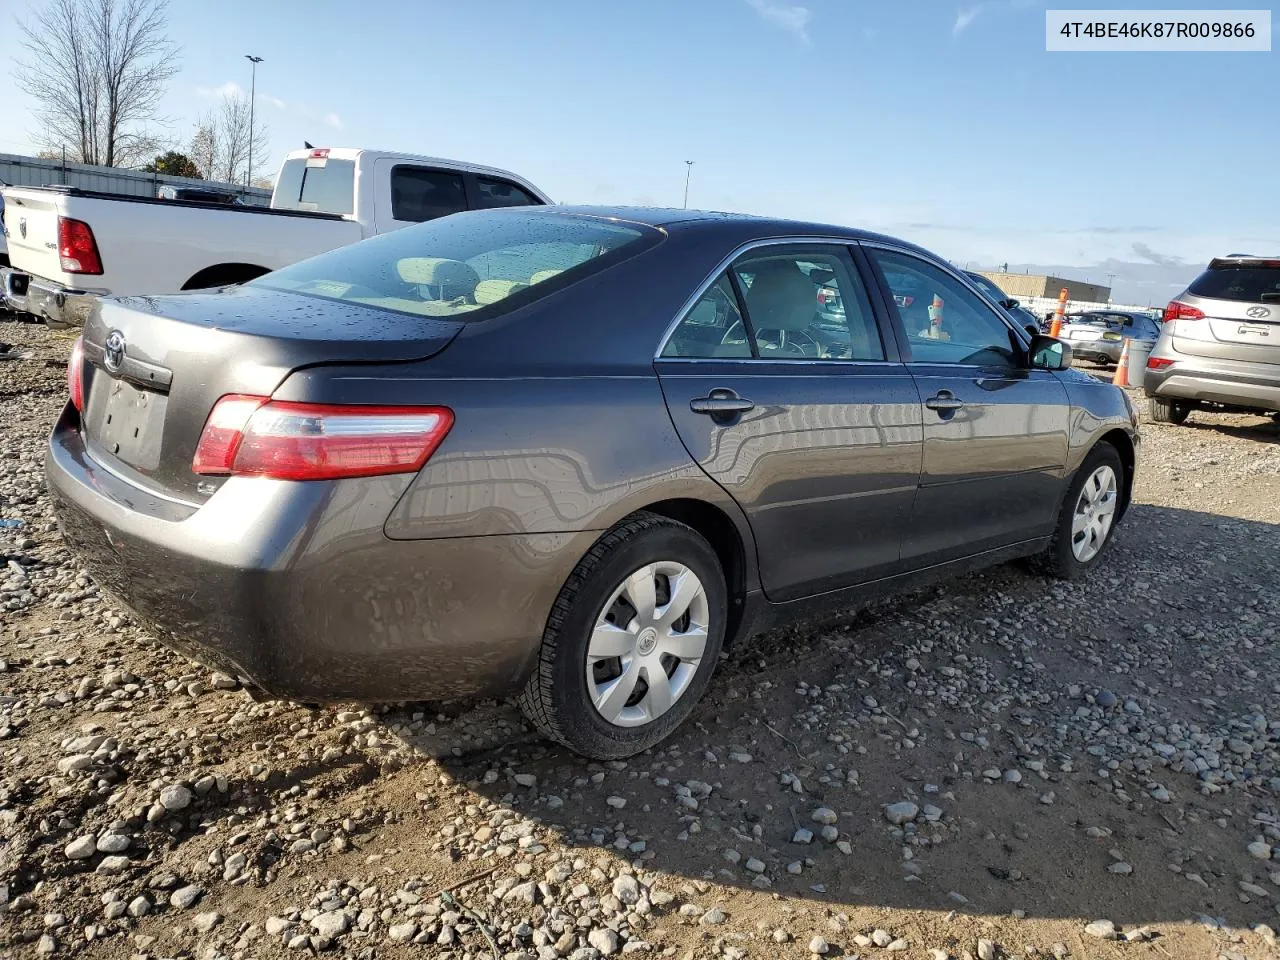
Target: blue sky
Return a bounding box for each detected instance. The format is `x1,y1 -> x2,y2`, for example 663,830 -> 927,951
1,0 -> 1276,304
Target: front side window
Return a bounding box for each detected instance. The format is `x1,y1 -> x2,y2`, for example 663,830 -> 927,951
733,247 -> 884,361
251,210 -> 659,320
476,178 -> 541,209
871,249 -> 1019,366
390,167 -> 468,223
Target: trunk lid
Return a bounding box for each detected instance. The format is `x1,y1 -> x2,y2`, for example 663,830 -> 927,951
1,187 -> 68,282
77,284 -> 463,503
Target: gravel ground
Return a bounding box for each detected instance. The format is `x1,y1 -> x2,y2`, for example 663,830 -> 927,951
2,318 -> 1280,960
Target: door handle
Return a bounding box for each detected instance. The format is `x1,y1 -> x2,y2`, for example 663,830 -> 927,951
924,391 -> 965,412
690,389 -> 755,418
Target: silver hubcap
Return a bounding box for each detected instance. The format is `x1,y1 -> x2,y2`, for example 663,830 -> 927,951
585,561 -> 710,728
1071,465 -> 1118,562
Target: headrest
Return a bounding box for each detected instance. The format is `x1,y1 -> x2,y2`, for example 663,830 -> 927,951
397,257 -> 480,290
529,269 -> 564,285
474,279 -> 529,305
743,261 -> 817,331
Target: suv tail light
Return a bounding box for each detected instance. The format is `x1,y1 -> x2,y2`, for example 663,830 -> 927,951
67,336 -> 84,411
193,396 -> 454,481
1146,356 -> 1174,370
57,217 -> 104,275
1162,300 -> 1204,322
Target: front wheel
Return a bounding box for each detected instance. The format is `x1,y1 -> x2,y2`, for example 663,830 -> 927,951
1149,397 -> 1191,424
1035,443 -> 1125,581
517,513 -> 727,759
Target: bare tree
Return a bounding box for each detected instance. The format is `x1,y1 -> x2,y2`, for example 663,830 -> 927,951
186,95 -> 268,185
16,0 -> 179,167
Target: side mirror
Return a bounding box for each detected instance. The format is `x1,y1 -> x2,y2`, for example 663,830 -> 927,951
999,298 -> 1020,310
1028,334 -> 1072,371
1023,323 -> 1040,338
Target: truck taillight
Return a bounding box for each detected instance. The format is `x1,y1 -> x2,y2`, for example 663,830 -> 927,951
67,336 -> 84,411
1162,300 -> 1203,322
309,148 -> 330,159
57,217 -> 103,275
193,396 -> 454,481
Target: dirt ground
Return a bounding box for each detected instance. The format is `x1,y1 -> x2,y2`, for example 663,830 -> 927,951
2,317 -> 1279,960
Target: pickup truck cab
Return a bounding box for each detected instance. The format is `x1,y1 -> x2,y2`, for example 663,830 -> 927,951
0,147 -> 550,328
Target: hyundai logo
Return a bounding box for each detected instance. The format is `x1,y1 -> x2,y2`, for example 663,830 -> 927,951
103,330 -> 126,373
1246,305 -> 1271,319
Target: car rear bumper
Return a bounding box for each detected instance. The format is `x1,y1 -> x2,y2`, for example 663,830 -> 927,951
46,405 -> 595,703
2,267 -> 106,329
1144,356 -> 1280,412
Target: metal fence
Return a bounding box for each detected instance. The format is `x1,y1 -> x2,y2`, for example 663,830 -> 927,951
1017,295 -> 1163,319
0,152 -> 272,206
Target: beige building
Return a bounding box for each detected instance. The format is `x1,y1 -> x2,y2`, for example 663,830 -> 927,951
979,272 -> 1110,304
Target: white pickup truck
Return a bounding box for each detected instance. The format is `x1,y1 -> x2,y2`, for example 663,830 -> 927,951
0,147 -> 551,329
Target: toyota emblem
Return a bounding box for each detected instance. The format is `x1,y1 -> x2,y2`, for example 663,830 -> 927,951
103,330 -> 126,373
1246,305 -> 1271,319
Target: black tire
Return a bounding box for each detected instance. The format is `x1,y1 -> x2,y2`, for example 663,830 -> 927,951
1149,397 -> 1190,424
1035,443 -> 1126,581
517,512 -> 727,760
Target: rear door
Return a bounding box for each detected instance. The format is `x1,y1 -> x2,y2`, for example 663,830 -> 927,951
372,159 -> 469,234
1177,261 -> 1280,365
655,242 -> 923,601
865,246 -> 1071,566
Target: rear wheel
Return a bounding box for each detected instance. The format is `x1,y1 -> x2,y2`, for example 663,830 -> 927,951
517,513 -> 727,759
1036,443 -> 1125,581
1149,397 -> 1191,424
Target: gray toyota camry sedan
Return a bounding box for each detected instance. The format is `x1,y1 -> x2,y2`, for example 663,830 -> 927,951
47,207 -> 1139,759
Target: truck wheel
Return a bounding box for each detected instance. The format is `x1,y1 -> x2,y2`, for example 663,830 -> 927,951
1035,443 -> 1125,581
517,513 -> 726,760
1149,397 -> 1190,425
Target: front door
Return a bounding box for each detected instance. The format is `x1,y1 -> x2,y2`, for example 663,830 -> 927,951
865,247 -> 1071,567
655,243 -> 923,602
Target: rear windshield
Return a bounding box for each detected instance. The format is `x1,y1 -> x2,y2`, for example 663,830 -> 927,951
250,209 -> 661,319
272,157 -> 356,215
1188,264 -> 1280,303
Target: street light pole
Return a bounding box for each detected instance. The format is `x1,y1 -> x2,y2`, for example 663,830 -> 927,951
245,55 -> 264,189
683,160 -> 694,209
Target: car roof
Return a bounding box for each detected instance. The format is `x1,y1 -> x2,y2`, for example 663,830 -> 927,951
540,205 -> 938,257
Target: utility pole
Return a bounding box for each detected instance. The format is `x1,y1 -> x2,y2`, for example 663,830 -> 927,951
245,55 -> 264,188
683,160 -> 694,209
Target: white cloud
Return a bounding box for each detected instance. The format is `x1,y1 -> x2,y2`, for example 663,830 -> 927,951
745,0 -> 812,45
196,81 -> 245,100
259,94 -> 287,111
323,113 -> 343,130
952,5 -> 983,35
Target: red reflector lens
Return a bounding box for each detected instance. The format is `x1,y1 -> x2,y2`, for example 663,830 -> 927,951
57,217 -> 103,275
1146,356 -> 1174,370
67,336 -> 84,411
1162,300 -> 1203,322
193,397 -> 453,481
309,148 -> 330,159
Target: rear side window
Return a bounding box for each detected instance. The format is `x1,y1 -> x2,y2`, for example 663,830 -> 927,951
273,157 -> 356,215
251,210 -> 661,320
1188,265 -> 1280,302
476,178 -> 541,209
391,167 -> 468,223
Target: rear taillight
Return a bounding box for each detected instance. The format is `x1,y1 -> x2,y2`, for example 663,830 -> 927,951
1162,300 -> 1204,322
57,217 -> 103,275
67,336 -> 84,411
193,396 -> 453,481
1147,356 -> 1174,370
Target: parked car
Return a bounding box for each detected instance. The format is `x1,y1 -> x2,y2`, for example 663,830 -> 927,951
1057,310 -> 1162,365
963,270 -> 1043,334
0,192 -> 8,269
0,147 -> 550,329
46,207 -> 1139,759
1145,255 -> 1280,424
155,184 -> 244,205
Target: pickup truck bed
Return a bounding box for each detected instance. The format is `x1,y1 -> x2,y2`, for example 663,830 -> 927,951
1,186 -> 363,328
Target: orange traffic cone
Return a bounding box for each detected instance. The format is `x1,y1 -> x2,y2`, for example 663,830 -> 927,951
1112,338 -> 1131,386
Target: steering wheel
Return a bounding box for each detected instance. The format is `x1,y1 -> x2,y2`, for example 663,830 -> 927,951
721,321 -> 826,357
